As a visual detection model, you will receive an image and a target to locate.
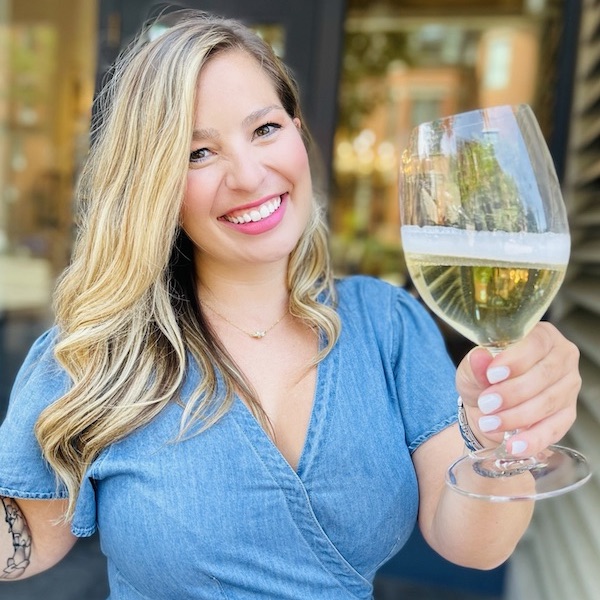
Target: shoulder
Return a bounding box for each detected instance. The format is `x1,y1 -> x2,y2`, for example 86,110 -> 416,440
16,326 -> 60,366
0,328 -> 73,499
333,274 -> 449,362
8,326 -> 70,414
335,274 -> 404,307
334,274 -> 431,328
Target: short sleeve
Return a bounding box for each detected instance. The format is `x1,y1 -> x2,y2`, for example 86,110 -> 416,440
70,467 -> 100,537
392,290 -> 458,453
0,328 -> 70,499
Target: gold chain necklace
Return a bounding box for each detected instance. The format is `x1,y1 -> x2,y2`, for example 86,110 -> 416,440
200,300 -> 288,339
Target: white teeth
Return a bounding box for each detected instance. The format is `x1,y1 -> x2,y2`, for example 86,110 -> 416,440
224,196 -> 282,224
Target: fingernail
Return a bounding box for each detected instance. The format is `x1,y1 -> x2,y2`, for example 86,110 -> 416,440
479,415 -> 501,432
478,393 -> 502,414
511,440 -> 529,455
487,366 -> 510,384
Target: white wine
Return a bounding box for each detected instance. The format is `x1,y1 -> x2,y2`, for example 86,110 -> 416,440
401,226 -> 570,348
399,107 -> 590,500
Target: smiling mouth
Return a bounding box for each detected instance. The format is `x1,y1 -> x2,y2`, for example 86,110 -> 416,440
221,196 -> 283,224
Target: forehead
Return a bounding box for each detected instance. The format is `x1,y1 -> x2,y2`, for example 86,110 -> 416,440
196,49 -> 279,106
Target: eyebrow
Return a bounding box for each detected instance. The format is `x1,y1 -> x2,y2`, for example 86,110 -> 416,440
191,105 -> 285,141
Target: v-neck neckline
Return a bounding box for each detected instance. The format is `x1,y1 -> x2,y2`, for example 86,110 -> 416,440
231,338 -> 337,479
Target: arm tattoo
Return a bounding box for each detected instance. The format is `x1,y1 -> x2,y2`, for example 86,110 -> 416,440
1,497 -> 32,579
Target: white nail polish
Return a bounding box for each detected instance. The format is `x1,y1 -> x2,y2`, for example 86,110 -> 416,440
511,440 -> 529,455
479,415 -> 501,432
487,366 -> 510,384
478,393 -> 502,414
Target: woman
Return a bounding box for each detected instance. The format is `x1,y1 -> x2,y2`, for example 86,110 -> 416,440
0,10 -> 581,598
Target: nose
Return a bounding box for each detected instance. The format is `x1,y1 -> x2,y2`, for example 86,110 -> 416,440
224,149 -> 267,193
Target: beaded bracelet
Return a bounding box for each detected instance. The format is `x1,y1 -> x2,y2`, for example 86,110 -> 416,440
457,396 -> 484,452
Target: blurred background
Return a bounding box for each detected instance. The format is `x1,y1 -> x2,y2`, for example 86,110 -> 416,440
0,0 -> 598,598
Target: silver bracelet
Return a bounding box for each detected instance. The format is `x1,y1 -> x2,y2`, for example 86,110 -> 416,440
457,396 -> 484,452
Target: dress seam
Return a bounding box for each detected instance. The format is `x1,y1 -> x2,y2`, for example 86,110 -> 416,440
230,408 -> 370,599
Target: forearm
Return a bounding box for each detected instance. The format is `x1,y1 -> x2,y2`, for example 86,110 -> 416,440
414,426 -> 535,570
422,472 -> 534,569
0,497 -> 32,580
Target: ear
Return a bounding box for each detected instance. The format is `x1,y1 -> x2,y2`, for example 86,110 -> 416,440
293,117 -> 302,129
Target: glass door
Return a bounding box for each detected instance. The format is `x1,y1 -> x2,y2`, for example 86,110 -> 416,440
0,0 -> 98,420
97,0 -> 346,188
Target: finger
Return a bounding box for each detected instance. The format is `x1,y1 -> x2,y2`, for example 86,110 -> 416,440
482,349 -> 581,414
487,322 -> 578,382
478,371 -> 578,435
505,407 -> 576,456
469,347 -> 495,387
456,347 -> 494,406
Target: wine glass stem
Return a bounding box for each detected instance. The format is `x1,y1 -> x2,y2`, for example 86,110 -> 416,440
497,430 -> 519,459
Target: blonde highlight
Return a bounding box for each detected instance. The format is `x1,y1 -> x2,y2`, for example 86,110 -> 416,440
35,10 -> 341,521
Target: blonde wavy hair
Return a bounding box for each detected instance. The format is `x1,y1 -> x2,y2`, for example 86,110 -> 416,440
35,10 -> 341,520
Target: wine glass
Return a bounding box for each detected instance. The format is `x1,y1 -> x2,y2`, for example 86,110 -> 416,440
399,104 -> 591,501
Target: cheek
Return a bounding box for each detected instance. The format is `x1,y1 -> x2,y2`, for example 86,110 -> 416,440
180,181 -> 195,225
182,172 -> 213,221
180,183 -> 208,238
281,137 -> 313,219
287,137 -> 311,177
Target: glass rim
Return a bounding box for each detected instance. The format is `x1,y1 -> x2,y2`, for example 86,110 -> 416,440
411,103 -> 533,131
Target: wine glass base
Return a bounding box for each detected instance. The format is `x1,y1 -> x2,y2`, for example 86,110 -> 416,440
446,444 -> 591,501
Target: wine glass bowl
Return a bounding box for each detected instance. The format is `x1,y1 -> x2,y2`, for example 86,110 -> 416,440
399,104 -> 591,500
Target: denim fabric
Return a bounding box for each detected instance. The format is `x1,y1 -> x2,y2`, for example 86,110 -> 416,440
0,276 -> 458,599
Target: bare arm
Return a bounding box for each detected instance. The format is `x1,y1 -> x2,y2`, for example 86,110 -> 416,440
413,425 -> 534,570
0,497 -> 77,581
0,497 -> 31,579
414,323 -> 580,569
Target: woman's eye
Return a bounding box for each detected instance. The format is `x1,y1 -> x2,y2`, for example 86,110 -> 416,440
189,148 -> 212,163
254,123 -> 281,138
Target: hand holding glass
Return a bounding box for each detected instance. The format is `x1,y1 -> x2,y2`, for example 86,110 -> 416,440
399,105 -> 591,500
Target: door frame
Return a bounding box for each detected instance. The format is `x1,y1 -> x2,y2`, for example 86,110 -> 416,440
96,0 -> 346,190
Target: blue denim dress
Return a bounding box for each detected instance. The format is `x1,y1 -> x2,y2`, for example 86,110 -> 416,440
0,276 -> 457,599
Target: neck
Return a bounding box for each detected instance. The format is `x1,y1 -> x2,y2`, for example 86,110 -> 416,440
195,258 -> 289,315
197,274 -> 290,342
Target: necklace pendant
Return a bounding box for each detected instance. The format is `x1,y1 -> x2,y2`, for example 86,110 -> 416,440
251,330 -> 266,339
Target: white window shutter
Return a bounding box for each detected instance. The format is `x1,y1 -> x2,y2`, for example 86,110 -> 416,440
505,1 -> 600,598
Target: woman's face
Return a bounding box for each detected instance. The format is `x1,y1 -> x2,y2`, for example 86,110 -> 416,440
181,49 -> 313,275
